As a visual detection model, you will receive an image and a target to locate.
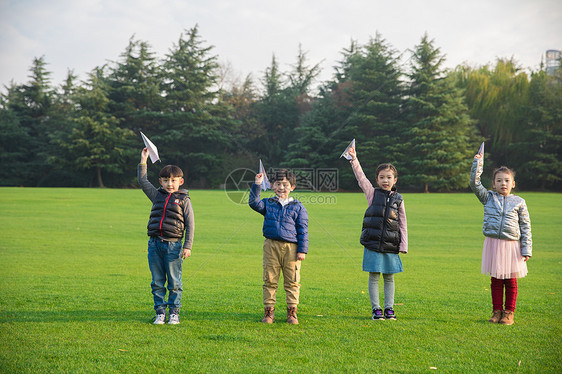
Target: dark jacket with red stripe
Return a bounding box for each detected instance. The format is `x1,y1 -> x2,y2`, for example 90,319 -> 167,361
137,164 -> 195,249
147,189 -> 190,239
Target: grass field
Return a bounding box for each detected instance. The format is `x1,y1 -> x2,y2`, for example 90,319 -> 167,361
0,187 -> 560,373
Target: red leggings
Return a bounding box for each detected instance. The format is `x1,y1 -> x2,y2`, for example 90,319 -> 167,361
491,277 -> 518,311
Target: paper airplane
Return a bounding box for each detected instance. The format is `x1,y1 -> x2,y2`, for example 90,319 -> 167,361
140,132 -> 160,163
478,141 -> 485,156
340,139 -> 356,160
259,159 -> 271,191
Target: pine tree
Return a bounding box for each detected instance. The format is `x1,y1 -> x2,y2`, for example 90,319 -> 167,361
513,68 -> 562,190
402,34 -> 477,192
2,57 -> 54,185
160,26 -> 229,187
286,35 -> 405,190
345,33 -> 405,177
45,70 -> 90,186
60,68 -> 134,187
254,54 -> 299,164
107,37 -> 164,135
216,72 -> 262,172
0,94 -> 30,185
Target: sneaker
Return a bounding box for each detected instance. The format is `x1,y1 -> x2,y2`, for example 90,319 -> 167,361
384,308 -> 397,320
371,308 -> 384,320
153,313 -> 166,325
168,313 -> 180,325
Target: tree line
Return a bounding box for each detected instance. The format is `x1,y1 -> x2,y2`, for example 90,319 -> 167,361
1,26 -> 560,191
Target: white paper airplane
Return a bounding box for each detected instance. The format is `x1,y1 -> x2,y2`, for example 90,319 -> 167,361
478,141 -> 485,156
259,159 -> 271,191
140,132 -> 160,163
340,138 -> 356,160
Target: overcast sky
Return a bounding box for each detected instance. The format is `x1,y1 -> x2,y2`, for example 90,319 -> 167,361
1,0 -> 560,92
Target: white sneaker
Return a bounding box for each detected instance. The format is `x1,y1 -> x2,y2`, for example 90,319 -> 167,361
153,314 -> 166,325
168,313 -> 180,325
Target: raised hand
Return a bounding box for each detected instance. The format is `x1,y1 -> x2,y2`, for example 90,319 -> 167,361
255,173 -> 264,184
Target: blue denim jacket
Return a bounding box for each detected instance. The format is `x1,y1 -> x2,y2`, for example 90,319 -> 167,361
249,184 -> 309,253
470,158 -> 532,256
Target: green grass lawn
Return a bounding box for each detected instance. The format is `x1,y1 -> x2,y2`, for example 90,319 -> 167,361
0,188 -> 560,373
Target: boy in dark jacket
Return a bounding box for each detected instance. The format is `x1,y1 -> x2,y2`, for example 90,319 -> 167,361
138,147 -> 195,325
249,169 -> 309,324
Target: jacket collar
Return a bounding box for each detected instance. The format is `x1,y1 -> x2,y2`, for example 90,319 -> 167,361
157,187 -> 189,196
269,196 -> 297,205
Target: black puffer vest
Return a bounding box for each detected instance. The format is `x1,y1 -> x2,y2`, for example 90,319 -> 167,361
360,188 -> 403,254
147,188 -> 190,239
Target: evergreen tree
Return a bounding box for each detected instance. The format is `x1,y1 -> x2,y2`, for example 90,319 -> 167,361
107,36 -> 164,133
58,68 -> 134,187
402,34 -> 477,192
160,26 -> 230,187
0,94 -> 30,185
345,33 -> 405,178
2,57 -> 54,185
512,67 -> 562,190
253,54 -> 298,164
255,47 -> 322,167
288,44 -> 322,99
284,41 -> 358,188
287,35 -> 405,190
44,70 -> 89,186
217,72 -> 262,171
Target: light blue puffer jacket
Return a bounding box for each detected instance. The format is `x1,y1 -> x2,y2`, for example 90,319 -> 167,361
469,158 -> 532,256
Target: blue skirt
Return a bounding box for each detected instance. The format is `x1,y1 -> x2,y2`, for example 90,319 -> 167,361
362,248 -> 403,274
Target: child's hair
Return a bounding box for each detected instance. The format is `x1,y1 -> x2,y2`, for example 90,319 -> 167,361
159,165 -> 184,178
492,166 -> 515,180
376,163 -> 398,178
271,169 -> 296,187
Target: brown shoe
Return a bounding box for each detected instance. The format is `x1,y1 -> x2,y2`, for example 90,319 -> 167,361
488,309 -> 503,323
287,306 -> 298,325
499,310 -> 514,325
261,307 -> 275,323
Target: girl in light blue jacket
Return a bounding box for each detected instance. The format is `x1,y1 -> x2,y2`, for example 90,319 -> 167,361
470,152 -> 532,326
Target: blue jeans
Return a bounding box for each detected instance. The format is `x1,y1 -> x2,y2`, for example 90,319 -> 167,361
147,237 -> 183,314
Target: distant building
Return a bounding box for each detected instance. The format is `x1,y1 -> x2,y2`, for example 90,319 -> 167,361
545,49 -> 561,75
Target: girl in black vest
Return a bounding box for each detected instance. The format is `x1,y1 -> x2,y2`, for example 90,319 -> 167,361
348,147 -> 408,320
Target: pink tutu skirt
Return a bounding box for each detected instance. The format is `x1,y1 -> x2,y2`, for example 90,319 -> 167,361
481,237 -> 528,279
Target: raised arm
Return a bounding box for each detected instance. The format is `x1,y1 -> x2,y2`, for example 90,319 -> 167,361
138,148 -> 158,201
249,173 -> 266,215
348,147 -> 375,205
469,155 -> 488,204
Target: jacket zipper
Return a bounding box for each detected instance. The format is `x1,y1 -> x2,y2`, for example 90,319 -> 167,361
159,193 -> 173,236
497,195 -> 506,238
379,193 -> 391,249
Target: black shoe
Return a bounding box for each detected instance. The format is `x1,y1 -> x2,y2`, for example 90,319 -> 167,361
384,308 -> 396,320
372,308 -> 384,320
